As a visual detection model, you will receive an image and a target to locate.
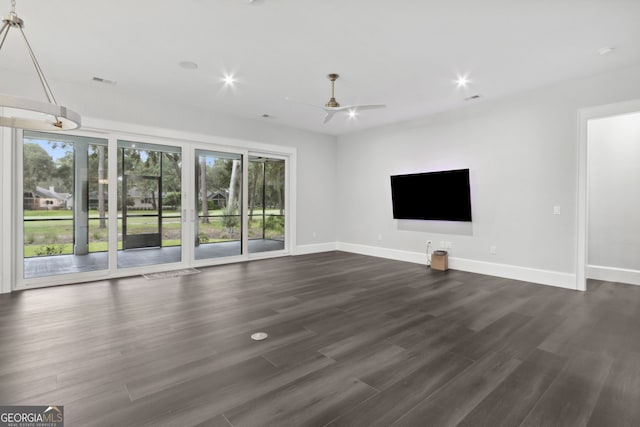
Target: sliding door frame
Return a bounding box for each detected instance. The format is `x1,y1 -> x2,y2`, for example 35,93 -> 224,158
12,123 -> 296,290
16,127 -> 115,289
189,144 -> 249,267
247,151 -> 291,260
113,134 -> 188,273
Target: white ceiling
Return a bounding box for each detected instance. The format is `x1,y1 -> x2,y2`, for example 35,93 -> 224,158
1,0 -> 639,136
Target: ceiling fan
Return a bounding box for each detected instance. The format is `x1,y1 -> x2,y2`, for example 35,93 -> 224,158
313,74 -> 386,124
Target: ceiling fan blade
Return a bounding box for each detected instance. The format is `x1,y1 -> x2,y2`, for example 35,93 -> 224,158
297,74 -> 387,124
323,111 -> 336,124
338,104 -> 386,112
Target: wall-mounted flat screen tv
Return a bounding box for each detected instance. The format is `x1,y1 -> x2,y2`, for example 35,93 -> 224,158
390,168 -> 472,221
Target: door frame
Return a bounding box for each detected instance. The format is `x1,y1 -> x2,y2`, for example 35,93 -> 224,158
189,144 -> 249,267
247,151 -> 292,260
187,145 -> 296,267
16,128 -> 116,289
576,98 -> 640,291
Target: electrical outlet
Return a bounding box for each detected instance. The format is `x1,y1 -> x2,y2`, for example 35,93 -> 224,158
312,231 -> 317,239
447,241 -> 453,249
553,206 -> 561,215
377,234 -> 383,241
490,246 -> 497,254
440,241 -> 446,249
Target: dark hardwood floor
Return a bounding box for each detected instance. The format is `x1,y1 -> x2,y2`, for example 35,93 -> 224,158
1,251 -> 639,426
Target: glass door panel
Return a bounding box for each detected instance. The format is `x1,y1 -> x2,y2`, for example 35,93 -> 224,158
194,150 -> 243,260
22,131 -> 109,278
248,156 -> 285,254
122,175 -> 161,249
117,140 -> 182,268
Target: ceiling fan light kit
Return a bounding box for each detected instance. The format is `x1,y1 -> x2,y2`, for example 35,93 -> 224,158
0,0 -> 81,131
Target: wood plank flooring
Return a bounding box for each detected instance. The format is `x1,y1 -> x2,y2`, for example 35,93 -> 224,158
1,251 -> 640,426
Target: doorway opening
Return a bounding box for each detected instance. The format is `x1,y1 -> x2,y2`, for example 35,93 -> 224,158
576,99 -> 640,291
585,111 -> 640,287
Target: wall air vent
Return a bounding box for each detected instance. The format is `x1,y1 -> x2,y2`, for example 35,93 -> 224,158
92,76 -> 117,85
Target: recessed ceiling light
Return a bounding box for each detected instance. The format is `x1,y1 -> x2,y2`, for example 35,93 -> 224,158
464,94 -> 481,101
455,74 -> 471,89
597,46 -> 615,56
261,114 -> 270,118
222,73 -> 237,87
179,61 -> 198,70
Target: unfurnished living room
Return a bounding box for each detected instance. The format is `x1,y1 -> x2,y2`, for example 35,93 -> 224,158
1,1 -> 640,426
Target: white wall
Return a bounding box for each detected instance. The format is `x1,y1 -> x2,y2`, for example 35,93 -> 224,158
336,64 -> 640,289
0,71 -> 337,293
588,112 -> 640,285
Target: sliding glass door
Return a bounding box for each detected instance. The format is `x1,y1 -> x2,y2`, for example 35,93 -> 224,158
248,156 -> 286,254
194,149 -> 243,260
17,131 -> 290,288
22,131 -> 109,279
117,140 -> 182,268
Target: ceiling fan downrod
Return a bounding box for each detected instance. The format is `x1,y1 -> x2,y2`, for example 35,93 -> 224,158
325,73 -> 340,108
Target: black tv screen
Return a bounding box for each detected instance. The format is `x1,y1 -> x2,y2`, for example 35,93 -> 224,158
390,169 -> 472,221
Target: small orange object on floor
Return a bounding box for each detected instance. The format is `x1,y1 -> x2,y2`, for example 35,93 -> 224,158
431,250 -> 449,271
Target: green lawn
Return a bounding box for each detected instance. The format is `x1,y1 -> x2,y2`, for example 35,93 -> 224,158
23,209 -> 284,257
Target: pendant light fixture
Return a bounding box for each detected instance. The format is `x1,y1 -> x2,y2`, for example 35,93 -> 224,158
0,0 -> 80,131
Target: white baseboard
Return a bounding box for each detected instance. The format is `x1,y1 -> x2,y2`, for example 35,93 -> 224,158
587,265 -> 640,286
336,242 -> 428,265
450,257 -> 576,290
295,242 -> 338,255
336,242 -> 577,290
